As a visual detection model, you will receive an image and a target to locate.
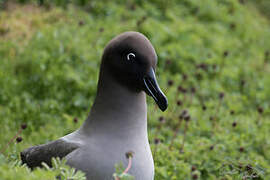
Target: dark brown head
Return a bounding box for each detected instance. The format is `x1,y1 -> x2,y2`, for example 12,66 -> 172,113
101,31 -> 168,111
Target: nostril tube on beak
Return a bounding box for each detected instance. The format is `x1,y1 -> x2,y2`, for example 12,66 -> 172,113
143,68 -> 168,111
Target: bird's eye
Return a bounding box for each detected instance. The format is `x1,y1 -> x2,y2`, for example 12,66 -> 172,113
127,53 -> 136,61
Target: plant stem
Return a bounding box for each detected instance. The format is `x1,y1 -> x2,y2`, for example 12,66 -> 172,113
213,99 -> 222,130
115,156 -> 133,180
180,120 -> 189,153
0,128 -> 22,155
123,156 -> 132,174
169,118 -> 183,150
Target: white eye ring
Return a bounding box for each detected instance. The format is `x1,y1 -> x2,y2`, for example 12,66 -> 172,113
127,53 -> 136,61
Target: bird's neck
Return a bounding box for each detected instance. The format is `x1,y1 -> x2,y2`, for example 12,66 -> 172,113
80,68 -> 148,138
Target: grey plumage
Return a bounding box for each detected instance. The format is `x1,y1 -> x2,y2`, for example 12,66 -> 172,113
21,31 -> 167,180
21,139 -> 79,169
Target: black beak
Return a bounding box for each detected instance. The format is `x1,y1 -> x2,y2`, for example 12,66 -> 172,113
143,68 -> 168,111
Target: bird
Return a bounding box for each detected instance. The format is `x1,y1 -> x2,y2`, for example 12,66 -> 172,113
21,31 -> 168,180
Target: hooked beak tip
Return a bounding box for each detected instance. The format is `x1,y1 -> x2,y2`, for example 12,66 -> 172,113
159,98 -> 168,111
143,68 -> 168,111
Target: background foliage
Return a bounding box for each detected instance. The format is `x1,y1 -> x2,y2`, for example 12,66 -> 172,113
0,0 -> 270,179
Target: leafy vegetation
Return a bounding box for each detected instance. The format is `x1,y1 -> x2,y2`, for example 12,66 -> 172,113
0,0 -> 270,179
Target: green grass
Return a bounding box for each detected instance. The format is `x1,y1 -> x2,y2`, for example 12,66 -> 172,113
0,0 -> 270,179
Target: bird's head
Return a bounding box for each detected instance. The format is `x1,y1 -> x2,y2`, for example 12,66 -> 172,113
101,31 -> 168,111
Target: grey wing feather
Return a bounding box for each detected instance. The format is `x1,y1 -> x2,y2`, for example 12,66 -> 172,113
20,139 -> 79,169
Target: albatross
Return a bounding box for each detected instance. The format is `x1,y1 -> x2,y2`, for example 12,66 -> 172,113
21,31 -> 168,180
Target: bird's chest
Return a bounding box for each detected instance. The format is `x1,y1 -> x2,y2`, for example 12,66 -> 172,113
66,138 -> 154,180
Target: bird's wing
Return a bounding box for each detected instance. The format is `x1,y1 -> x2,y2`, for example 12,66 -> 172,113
21,139 -> 79,169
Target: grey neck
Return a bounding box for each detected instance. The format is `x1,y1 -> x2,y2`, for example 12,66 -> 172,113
80,67 -> 148,139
